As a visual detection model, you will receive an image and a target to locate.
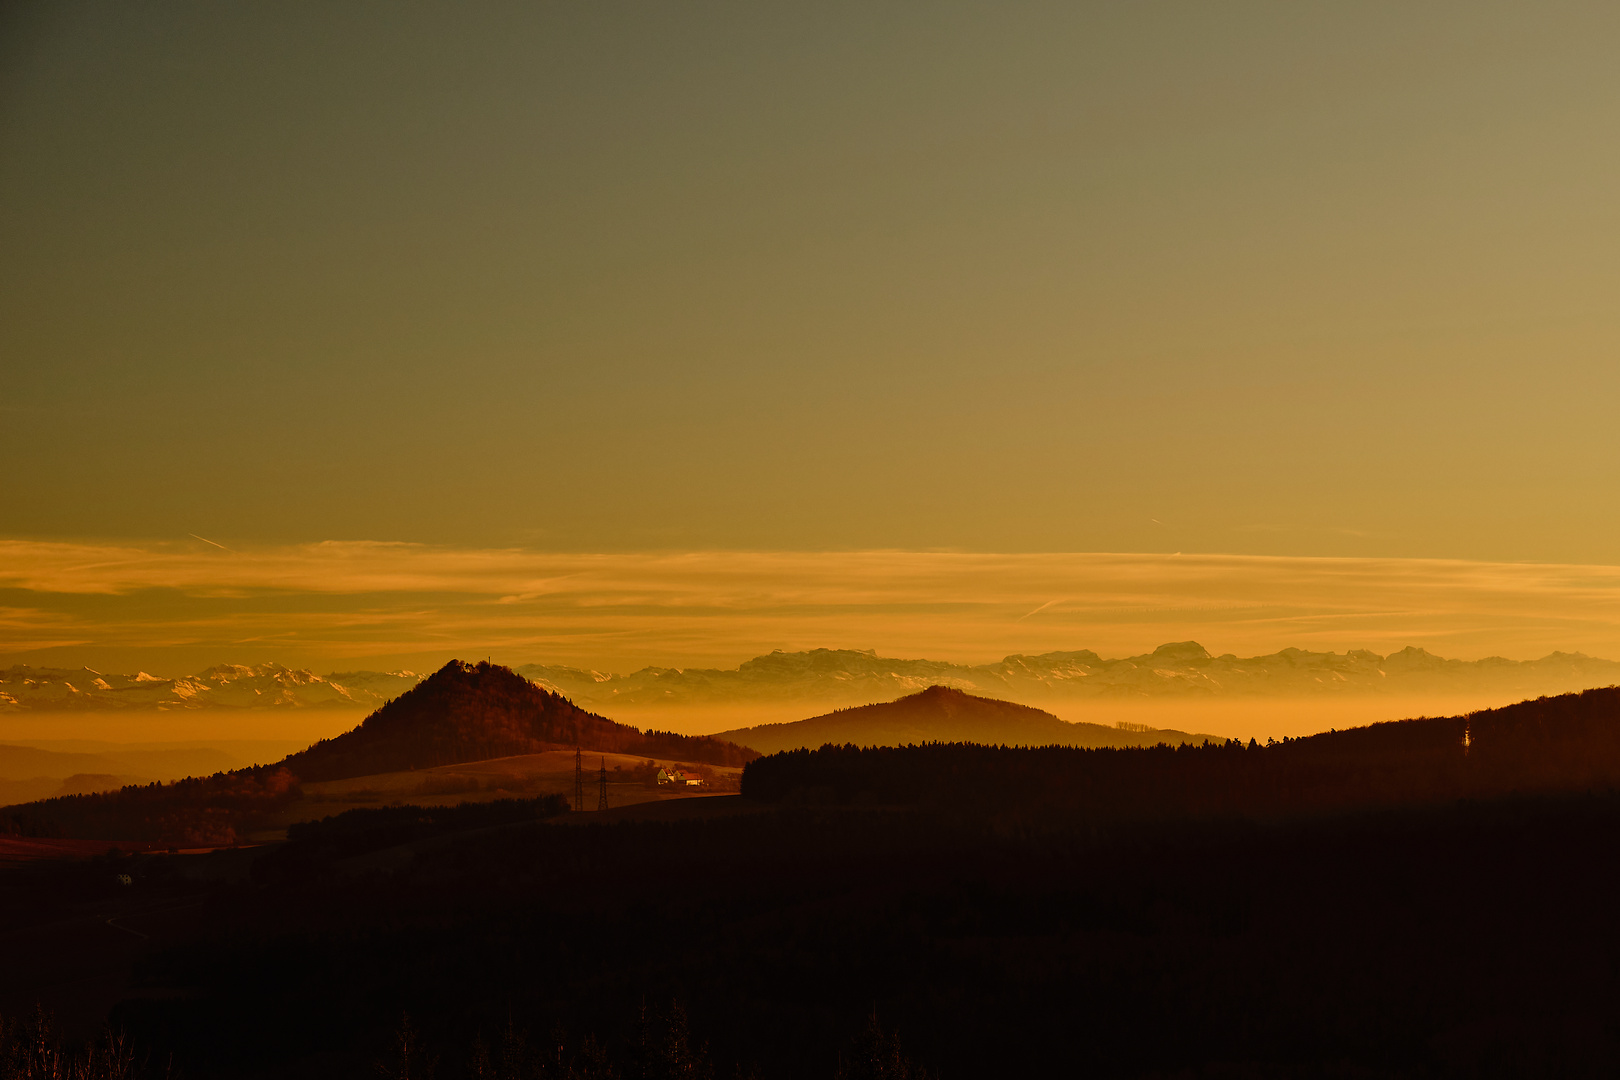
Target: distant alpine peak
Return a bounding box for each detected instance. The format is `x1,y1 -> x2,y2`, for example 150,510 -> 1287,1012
1149,641 -> 1212,663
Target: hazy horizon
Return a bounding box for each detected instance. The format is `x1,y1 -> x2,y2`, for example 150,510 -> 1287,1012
8,633 -> 1618,747
10,4 -> 1620,747
0,687 -> 1578,752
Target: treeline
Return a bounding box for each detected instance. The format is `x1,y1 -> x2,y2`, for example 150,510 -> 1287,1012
0,766 -> 298,846
283,661 -> 756,782
742,687 -> 1620,822
253,794 -> 570,883
378,1003 -> 927,1080
0,1007 -> 158,1080
0,1000 -> 925,1080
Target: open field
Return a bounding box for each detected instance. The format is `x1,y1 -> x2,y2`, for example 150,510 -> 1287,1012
252,749 -> 743,840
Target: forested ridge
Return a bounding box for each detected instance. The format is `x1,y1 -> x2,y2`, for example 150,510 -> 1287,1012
0,765 -> 299,846
743,686 -> 1620,822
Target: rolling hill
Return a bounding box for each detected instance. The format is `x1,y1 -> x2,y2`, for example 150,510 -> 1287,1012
711,684 -> 1219,754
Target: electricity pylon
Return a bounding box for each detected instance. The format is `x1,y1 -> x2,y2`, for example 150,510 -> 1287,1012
573,746 -> 584,812
598,756 -> 609,811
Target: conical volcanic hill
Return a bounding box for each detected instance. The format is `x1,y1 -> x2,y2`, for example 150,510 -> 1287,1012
283,660 -> 756,782
712,684 -> 1217,754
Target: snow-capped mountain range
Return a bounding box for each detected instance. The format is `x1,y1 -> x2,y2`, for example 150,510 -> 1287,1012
517,643 -> 1620,713
5,643 -> 1618,716
0,664 -> 422,712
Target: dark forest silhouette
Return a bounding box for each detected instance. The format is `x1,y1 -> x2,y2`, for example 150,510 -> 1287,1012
743,686 -> 1620,821
0,764 -> 299,846
11,685 -> 1620,1077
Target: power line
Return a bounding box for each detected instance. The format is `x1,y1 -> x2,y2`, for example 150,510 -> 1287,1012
573,747 -> 584,812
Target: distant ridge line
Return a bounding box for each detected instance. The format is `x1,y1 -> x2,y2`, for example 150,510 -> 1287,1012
712,684 -> 1223,755
7,643 -> 1620,716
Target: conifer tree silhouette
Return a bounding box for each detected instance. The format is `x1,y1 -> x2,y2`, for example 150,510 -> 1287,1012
376,1012 -> 436,1080
835,1010 -> 930,1080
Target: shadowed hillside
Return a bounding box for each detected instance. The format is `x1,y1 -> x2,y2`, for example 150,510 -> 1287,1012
712,684 -> 1218,754
742,686 -> 1620,822
282,660 -> 756,782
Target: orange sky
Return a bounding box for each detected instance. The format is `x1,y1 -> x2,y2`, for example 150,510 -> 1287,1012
7,540 -> 1620,675
6,4 -> 1620,686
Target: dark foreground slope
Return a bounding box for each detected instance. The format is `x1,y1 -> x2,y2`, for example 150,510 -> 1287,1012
283,660 -> 755,782
712,684 -> 1216,754
10,687 -> 1620,1079
85,790 -> 1620,1080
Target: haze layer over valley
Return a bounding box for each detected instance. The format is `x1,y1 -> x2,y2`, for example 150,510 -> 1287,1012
7,644 -> 1618,746
521,643 -> 1620,741
521,641 -> 1619,706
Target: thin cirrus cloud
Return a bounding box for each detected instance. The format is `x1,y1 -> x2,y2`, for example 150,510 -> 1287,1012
5,539 -> 1620,673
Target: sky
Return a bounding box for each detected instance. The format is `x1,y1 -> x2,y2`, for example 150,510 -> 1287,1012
9,541 -> 1620,676
5,2 -> 1620,675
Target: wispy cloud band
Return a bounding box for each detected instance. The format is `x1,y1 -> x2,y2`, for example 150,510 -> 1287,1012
5,540 -> 1620,671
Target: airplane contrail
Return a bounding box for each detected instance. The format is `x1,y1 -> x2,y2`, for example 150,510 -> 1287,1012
188,533 -> 232,551
1016,598 -> 1063,622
